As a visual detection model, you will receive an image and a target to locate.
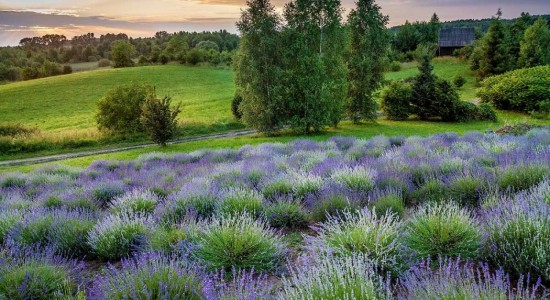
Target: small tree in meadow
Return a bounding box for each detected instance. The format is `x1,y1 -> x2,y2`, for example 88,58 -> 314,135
96,83 -> 153,134
140,95 -> 181,146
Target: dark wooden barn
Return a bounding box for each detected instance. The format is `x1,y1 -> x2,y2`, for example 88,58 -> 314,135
438,28 -> 475,56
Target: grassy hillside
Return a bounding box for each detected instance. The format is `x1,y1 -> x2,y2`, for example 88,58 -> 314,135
385,57 -> 478,100
0,58 -> 545,164
0,65 -> 237,133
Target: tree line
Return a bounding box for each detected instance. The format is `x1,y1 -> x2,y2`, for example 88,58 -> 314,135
0,30 -> 239,82
234,0 -> 389,134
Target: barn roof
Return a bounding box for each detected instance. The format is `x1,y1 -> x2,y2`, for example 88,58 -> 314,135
439,28 -> 475,48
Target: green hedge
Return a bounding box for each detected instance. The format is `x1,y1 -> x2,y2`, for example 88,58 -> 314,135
478,66 -> 550,117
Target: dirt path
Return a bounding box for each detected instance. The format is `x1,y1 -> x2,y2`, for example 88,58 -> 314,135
0,129 -> 256,168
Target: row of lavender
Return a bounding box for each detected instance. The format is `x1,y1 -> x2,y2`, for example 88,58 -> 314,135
0,129 -> 549,299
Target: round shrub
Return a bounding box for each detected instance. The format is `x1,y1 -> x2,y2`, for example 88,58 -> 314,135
478,65 -> 550,115
410,179 -> 449,204
88,213 -> 152,261
110,189 -> 160,216
371,193 -> 405,218
452,75 -> 466,88
278,253 -> 390,300
0,210 -> 23,243
188,214 -> 285,273
96,83 -> 154,134
264,200 -> 309,229
498,164 -> 549,192
91,181 -> 126,208
1,175 -> 26,188
331,165 -> 376,192
448,175 -> 487,206
97,59 -> 111,67
389,61 -> 401,72
311,195 -> 356,222
397,258 -> 545,300
290,172 -> 323,200
0,249 -> 84,300
262,178 -> 293,200
89,252 -> 202,300
217,188 -> 264,217
381,81 -> 412,120
483,193 -> 550,281
149,227 -> 186,253
403,203 -> 481,261
311,208 -> 404,275
157,189 -> 217,228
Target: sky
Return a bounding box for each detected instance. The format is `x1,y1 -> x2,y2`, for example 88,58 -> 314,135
0,0 -> 549,46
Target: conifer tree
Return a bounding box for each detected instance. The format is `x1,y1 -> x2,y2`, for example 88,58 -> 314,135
477,9 -> 511,79
346,0 -> 390,122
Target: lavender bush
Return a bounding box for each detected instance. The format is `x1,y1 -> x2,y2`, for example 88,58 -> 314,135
0,128 -> 548,298
397,257 -> 546,300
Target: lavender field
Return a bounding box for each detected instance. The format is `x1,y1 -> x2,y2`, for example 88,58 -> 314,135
1,129 -> 549,299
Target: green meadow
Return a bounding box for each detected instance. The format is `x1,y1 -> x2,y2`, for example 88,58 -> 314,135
0,57 -> 545,169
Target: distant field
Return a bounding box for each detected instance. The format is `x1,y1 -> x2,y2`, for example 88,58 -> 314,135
0,65 -> 238,134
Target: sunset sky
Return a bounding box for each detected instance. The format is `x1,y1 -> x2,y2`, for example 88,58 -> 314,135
0,0 -> 548,46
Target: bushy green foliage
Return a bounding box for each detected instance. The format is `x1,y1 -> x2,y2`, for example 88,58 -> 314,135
519,17 -> 550,68
0,255 -> 81,299
231,93 -> 243,120
264,200 -> 309,229
371,194 -> 405,218
96,83 -> 154,134
311,195 -> 356,222
88,214 -> 151,260
411,179 -> 449,203
331,165 -> 376,192
97,59 -> 111,67
403,203 -> 481,261
0,210 -> 22,243
449,175 -> 487,206
314,209 -> 404,274
188,214 -> 285,273
498,164 -> 549,192
110,190 -> 159,216
234,0 -> 286,134
217,188 -> 264,217
346,0 -> 390,123
380,81 -> 412,120
389,61 -> 401,72
452,75 -> 466,88
478,66 -> 550,116
140,95 -> 181,146
279,253 -> 390,300
111,40 -> 136,68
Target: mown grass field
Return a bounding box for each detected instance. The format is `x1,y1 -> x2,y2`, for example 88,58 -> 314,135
0,65 -> 238,133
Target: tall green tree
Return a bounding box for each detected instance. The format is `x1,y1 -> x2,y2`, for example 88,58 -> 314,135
476,9 -> 511,79
346,0 -> 390,122
283,0 -> 348,133
393,21 -> 421,53
508,12 -> 533,69
234,0 -> 285,134
519,17 -> 550,68
111,40 -> 136,68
